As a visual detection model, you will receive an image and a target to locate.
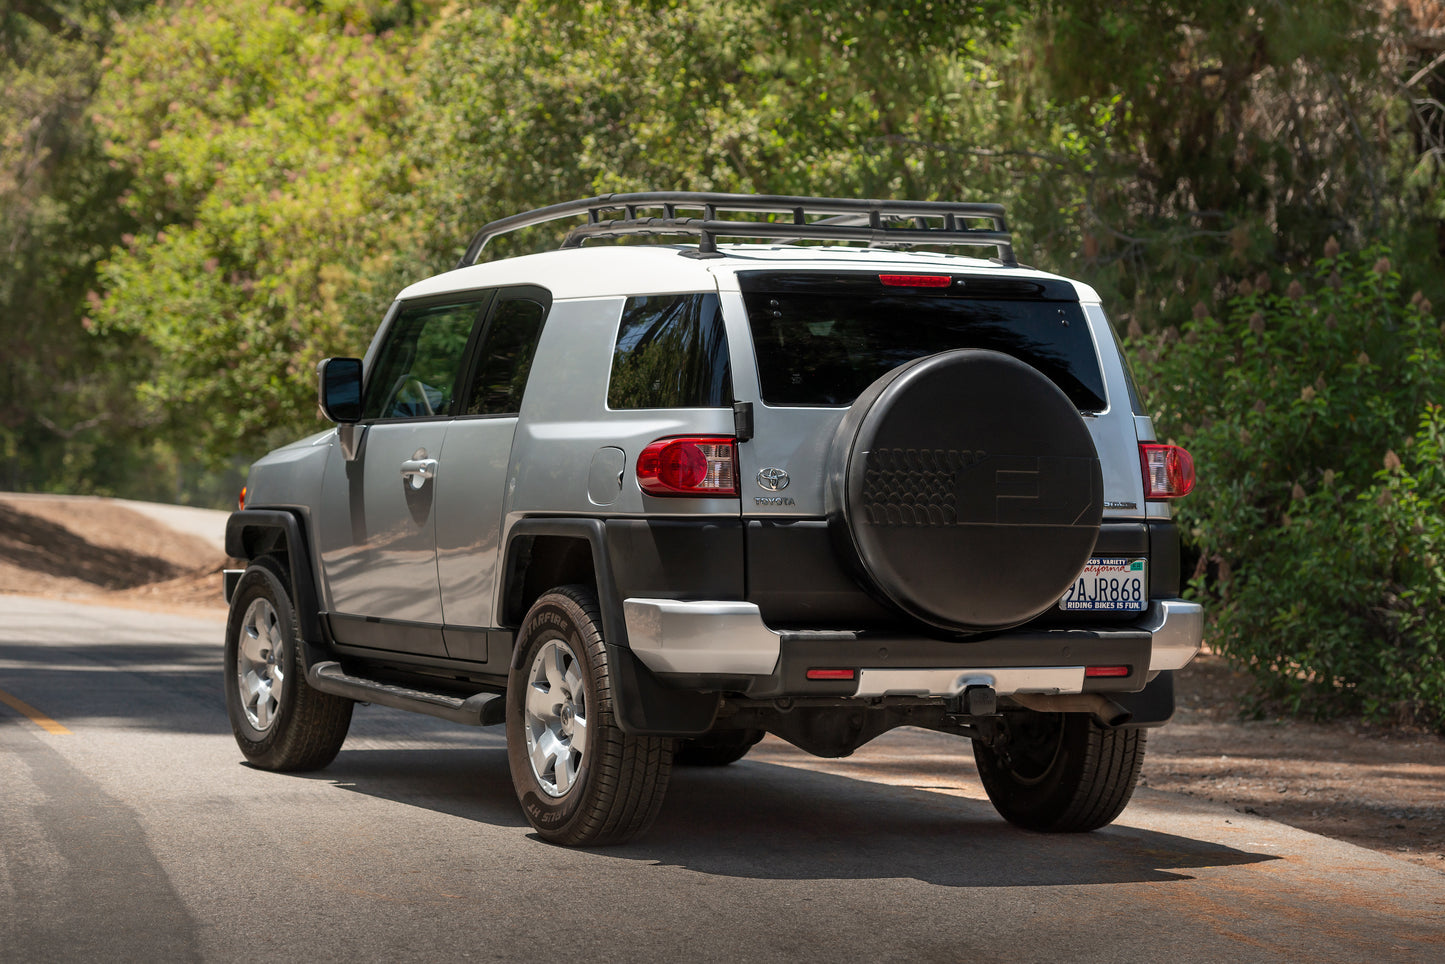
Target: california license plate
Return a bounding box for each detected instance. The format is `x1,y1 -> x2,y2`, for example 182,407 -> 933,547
1059,558 -> 1148,611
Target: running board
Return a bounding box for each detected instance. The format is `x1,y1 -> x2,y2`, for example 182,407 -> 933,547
307,661 -> 506,727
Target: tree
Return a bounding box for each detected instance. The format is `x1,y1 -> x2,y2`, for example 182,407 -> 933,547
0,0 -> 156,496
405,0 -> 1033,263
1133,245 -> 1445,727
1004,1 -> 1395,323
89,0 -> 436,466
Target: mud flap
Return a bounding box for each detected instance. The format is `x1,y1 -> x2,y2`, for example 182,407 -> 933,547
606,644 -> 720,737
1110,671 -> 1175,727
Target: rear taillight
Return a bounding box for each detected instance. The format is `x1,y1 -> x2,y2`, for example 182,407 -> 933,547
636,437 -> 738,497
1140,444 -> 1195,499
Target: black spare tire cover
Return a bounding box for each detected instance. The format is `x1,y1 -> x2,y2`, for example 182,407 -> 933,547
826,349 -> 1103,633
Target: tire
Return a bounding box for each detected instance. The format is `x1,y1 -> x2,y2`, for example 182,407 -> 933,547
973,711 -> 1145,832
506,585 -> 673,846
224,559 -> 353,771
827,349 -> 1102,633
674,728 -> 764,767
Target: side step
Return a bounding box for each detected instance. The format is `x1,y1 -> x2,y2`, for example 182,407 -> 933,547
306,661 -> 506,727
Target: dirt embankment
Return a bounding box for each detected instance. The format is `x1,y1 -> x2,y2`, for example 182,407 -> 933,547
0,495 -> 230,611
0,493 -> 1442,870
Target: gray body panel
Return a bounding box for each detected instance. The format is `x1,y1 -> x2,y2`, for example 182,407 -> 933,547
318,420 -> 448,651
435,416 -> 517,635
499,295 -> 739,554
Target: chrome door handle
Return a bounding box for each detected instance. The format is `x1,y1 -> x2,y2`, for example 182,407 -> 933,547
400,458 -> 438,489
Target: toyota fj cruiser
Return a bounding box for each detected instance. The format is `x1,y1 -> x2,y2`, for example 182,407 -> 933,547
223,193 -> 1201,846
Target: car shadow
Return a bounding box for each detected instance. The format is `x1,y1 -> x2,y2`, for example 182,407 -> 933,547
0,640 -> 228,736
300,744 -> 1278,888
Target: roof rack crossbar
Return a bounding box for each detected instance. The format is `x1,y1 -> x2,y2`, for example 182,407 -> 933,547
455,192 -> 1015,269
558,217 -> 1014,256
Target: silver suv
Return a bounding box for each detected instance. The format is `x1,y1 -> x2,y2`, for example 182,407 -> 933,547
223,193 -> 1201,845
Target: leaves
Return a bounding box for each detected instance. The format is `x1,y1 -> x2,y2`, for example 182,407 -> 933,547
88,0 -> 434,463
1132,245 -> 1445,729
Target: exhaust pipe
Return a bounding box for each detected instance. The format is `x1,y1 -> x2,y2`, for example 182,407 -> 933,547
1010,693 -> 1133,727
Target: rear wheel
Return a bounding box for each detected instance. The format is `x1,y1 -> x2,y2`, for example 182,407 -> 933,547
674,728 -> 764,767
506,585 -> 673,846
224,559 -> 352,771
973,711 -> 1145,832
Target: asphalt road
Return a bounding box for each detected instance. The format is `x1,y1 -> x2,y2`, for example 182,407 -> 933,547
2,594 -> 1443,964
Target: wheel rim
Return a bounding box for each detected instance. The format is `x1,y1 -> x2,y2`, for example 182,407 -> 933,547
237,597 -> 286,732
1004,713 -> 1065,785
523,637 -> 589,798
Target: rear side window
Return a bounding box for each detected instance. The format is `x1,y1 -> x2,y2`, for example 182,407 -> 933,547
466,296 -> 547,416
739,272 -> 1107,410
608,293 -> 732,409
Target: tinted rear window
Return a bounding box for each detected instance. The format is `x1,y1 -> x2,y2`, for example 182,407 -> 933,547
739,272 -> 1106,409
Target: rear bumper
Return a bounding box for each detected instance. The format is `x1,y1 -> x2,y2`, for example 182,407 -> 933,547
621,597 -> 1203,699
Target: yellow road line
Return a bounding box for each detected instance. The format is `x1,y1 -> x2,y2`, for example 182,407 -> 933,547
0,688 -> 72,735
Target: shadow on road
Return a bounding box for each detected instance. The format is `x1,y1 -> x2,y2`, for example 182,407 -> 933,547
0,640 -> 225,735
298,744 -> 1277,888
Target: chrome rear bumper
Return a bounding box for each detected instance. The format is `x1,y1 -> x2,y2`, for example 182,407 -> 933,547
621,597 -> 1203,698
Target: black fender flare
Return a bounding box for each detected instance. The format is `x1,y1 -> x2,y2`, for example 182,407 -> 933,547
225,509 -> 330,670
502,517 -> 718,736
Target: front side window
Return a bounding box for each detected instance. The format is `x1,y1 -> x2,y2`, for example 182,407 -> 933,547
608,293 -> 732,409
362,300 -> 482,420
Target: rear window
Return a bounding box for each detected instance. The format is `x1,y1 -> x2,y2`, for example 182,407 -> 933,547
608,293 -> 732,409
739,272 -> 1107,410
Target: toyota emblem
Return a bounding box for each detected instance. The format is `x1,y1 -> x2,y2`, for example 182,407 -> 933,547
757,467 -> 790,491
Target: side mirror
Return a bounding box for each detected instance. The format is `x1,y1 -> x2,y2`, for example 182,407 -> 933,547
317,357 -> 363,423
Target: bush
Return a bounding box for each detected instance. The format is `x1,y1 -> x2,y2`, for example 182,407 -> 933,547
1132,244 -> 1445,729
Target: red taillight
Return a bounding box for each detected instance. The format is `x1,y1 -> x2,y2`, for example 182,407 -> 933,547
636,437 -> 738,497
1085,665 -> 1131,678
238,486 -> 247,511
879,274 -> 953,288
1140,444 -> 1195,499
806,668 -> 857,681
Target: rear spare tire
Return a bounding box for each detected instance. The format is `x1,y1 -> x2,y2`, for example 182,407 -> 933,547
826,349 -> 1102,633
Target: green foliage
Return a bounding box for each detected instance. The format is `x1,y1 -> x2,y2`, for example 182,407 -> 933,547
407,0 -> 1039,262
89,0 -> 433,464
1016,1 -> 1393,324
1133,246 -> 1445,728
0,0 -> 160,496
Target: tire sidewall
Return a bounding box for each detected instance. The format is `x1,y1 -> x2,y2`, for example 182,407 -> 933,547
224,561 -> 301,754
974,712 -> 1085,829
506,592 -> 601,839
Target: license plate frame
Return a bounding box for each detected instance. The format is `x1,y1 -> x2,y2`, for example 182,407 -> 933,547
1059,557 -> 1148,612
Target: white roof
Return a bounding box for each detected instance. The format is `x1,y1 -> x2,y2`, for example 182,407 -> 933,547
396,243 -> 1101,304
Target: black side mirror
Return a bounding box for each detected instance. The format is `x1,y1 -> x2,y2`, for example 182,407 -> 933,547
317,357 -> 363,423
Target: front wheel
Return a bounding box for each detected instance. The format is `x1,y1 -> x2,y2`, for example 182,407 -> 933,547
973,711 -> 1145,832
224,559 -> 353,771
506,585 -> 673,846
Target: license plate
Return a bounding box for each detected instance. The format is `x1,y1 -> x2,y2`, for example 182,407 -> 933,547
1059,558 -> 1148,612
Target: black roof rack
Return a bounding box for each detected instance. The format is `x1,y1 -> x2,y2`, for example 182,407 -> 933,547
454,192 -> 1016,269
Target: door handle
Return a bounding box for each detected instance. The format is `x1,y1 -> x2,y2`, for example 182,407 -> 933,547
400,458 -> 438,489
